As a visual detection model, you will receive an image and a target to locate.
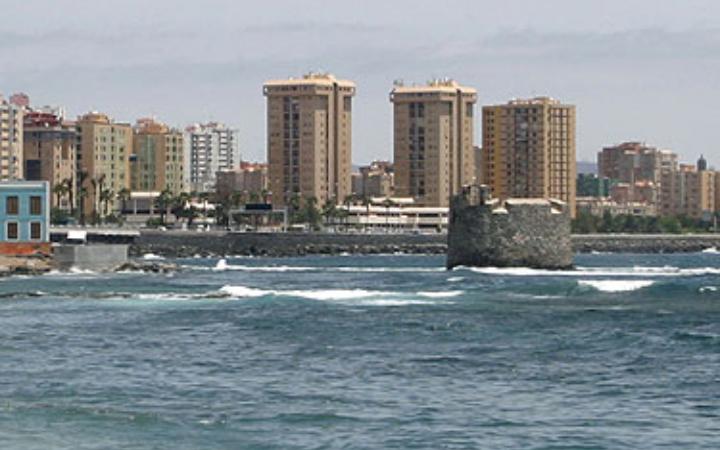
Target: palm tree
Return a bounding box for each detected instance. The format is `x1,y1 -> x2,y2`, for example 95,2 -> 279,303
116,188 -> 132,213
99,188 -> 115,218
361,196 -> 372,231
63,177 -> 75,216
155,189 -> 174,225
76,170 -> 89,223
321,198 -> 337,227
52,182 -> 68,210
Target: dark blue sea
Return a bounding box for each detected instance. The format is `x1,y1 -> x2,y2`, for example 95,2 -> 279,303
1,252 -> 719,449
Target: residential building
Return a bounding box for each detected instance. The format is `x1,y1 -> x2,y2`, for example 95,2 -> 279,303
577,173 -> 613,198
0,181 -> 50,255
215,162 -> 268,199
0,95 -> 24,180
334,197 -> 448,232
482,97 -> 576,216
22,112 -> 76,211
184,122 -> 240,193
660,162 -> 716,219
132,118 -> 185,194
390,79 -> 476,207
576,197 -> 657,217
357,160 -> 394,199
75,112 -> 133,219
264,72 -> 355,207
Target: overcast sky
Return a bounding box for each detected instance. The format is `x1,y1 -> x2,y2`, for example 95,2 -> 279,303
3,0 -> 720,165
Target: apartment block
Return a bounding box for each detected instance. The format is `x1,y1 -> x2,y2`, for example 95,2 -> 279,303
215,162 -> 268,199
391,79 -> 476,207
0,96 -> 24,180
660,162 -> 716,219
132,118 -> 184,194
357,161 -> 394,199
264,72 -> 355,207
482,97 -> 576,216
185,122 -> 240,193
23,112 -> 76,211
76,112 -> 132,218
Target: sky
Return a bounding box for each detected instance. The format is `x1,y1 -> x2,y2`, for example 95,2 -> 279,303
2,0 -> 720,165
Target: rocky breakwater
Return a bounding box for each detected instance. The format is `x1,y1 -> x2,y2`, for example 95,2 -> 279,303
447,185 -> 573,270
0,255 -> 54,276
131,231 -> 447,258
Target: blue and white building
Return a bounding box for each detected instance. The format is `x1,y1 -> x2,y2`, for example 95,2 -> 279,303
0,181 -> 50,245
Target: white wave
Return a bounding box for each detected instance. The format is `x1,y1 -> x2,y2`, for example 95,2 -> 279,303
335,267 -> 444,273
447,276 -> 465,283
142,253 -> 165,261
459,265 -> 720,278
699,286 -> 718,293
218,285 -> 453,305
702,247 -> 719,254
211,261 -> 444,273
578,279 -> 655,292
218,285 -> 272,297
417,291 -> 464,298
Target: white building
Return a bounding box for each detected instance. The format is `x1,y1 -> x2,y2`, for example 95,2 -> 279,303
184,122 -> 240,192
0,95 -> 24,180
335,197 -> 448,232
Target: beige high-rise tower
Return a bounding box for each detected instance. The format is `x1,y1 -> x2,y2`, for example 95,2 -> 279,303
264,72 -> 355,207
390,79 -> 476,207
132,118 -> 185,194
76,112 -> 132,220
482,97 -> 577,217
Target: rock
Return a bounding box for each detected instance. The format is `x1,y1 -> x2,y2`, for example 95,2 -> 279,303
116,261 -> 179,273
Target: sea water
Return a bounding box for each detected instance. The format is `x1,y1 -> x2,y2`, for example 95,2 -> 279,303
1,253 -> 719,449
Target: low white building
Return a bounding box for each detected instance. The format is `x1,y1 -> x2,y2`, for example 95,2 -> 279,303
334,197 -> 448,232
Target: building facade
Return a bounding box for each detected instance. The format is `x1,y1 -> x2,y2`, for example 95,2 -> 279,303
0,181 -> 50,255
660,163 -> 716,219
390,79 -> 476,207
184,122 -> 240,193
75,112 -> 133,219
356,161 -> 394,199
23,112 -> 76,211
482,97 -> 576,216
132,118 -> 185,194
0,96 -> 24,180
215,162 -> 268,199
264,72 -> 355,207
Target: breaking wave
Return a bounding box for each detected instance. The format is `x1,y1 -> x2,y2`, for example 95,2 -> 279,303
578,280 -> 656,293
218,285 -> 460,304
459,266 -> 720,277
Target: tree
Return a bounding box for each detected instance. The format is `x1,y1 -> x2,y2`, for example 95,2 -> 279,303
52,183 -> 68,210
116,188 -> 132,213
321,198 -> 337,227
77,170 -> 89,224
99,188 -> 115,219
63,177 -> 76,217
155,189 -> 174,225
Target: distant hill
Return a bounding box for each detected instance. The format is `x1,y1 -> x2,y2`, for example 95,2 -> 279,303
577,161 -> 597,174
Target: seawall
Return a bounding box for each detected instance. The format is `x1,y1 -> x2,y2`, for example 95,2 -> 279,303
129,231 -> 720,258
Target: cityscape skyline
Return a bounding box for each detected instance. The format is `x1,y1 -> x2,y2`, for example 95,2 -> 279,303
3,0 -> 720,164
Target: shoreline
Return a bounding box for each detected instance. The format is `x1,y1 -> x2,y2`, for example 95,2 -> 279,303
129,230 -> 720,258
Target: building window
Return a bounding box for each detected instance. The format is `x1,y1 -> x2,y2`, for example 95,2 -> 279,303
7,222 -> 18,240
6,196 -> 18,215
30,222 -> 42,240
30,196 -> 42,215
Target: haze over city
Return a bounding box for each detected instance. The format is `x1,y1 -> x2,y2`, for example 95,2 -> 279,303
3,0 -> 720,164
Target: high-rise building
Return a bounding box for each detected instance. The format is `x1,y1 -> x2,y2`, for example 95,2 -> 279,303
482,97 -> 576,216
598,142 -> 677,185
390,79 -> 476,207
76,112 -> 132,219
660,163 -> 716,219
264,72 -> 355,206
132,118 -> 184,194
23,112 -> 76,211
184,122 -> 240,193
0,95 -> 24,180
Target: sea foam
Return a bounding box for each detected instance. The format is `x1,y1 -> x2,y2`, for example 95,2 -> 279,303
578,279 -> 655,292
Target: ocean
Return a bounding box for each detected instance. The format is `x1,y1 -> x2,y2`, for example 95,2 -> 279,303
1,252 -> 719,449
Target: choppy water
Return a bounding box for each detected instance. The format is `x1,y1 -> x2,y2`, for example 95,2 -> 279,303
1,253 -> 720,449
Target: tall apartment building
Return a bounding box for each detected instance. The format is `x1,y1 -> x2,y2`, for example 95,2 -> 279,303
0,95 -> 24,180
76,112 -> 132,218
598,142 -> 677,185
132,118 -> 184,194
482,97 -> 576,216
264,72 -> 355,207
660,161 -> 716,219
23,112 -> 77,210
390,79 -> 476,207
184,122 -> 240,193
